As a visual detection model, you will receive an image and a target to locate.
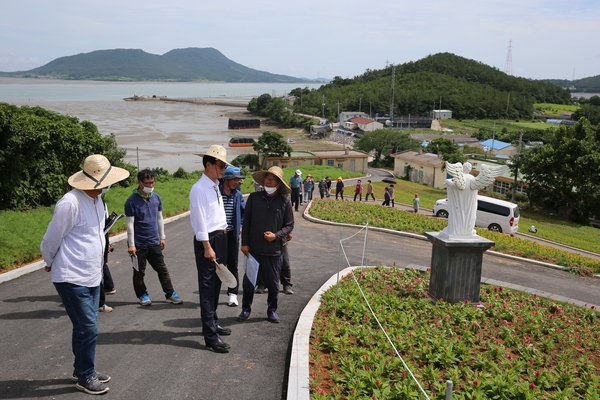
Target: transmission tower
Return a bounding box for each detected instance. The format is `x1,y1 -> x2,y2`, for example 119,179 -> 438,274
504,39 -> 513,76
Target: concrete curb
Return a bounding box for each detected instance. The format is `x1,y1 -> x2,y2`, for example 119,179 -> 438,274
287,266 -> 357,400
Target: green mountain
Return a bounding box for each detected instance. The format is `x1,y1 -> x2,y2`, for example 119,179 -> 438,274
545,75 -> 600,93
292,53 -> 573,120
0,47 -> 305,83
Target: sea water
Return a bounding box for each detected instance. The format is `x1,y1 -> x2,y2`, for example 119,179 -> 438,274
0,78 -> 323,171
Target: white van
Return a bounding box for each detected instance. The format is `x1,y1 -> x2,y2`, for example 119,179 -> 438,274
433,195 -> 520,234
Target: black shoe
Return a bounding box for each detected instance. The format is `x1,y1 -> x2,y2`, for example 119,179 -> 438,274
206,338 -> 230,353
216,325 -> 231,336
267,311 -> 281,323
237,310 -> 251,322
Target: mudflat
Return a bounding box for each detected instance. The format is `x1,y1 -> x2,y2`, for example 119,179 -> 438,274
21,98 -> 344,172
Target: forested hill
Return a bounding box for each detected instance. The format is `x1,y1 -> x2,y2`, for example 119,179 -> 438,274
292,53 -> 572,120
0,47 -> 304,83
545,75 -> 600,93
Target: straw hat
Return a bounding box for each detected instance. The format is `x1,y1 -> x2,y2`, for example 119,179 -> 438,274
252,166 -> 291,194
67,154 -> 130,190
195,145 -> 231,166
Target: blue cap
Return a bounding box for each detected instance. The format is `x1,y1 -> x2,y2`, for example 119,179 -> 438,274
222,166 -> 244,180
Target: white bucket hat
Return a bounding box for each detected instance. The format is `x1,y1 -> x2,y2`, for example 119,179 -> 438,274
196,145 -> 231,166
295,169 -> 302,175
68,154 -> 130,190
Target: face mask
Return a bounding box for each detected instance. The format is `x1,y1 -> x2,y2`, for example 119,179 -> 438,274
142,186 -> 154,194
101,186 -> 111,194
264,186 -> 278,195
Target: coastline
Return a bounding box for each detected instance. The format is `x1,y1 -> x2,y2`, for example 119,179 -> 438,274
6,97 -> 345,172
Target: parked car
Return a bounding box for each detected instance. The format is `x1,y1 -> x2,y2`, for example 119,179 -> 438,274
433,195 -> 520,234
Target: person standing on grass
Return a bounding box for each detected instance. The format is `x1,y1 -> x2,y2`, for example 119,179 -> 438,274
335,177 -> 344,200
413,193 -> 420,213
388,184 -> 395,207
219,166 -> 246,307
190,145 -> 233,353
353,180 -> 363,202
41,154 -> 129,395
365,180 -> 375,201
125,169 -> 183,307
237,166 -> 294,324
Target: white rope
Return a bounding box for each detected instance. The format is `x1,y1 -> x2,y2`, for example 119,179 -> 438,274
336,223 -> 432,400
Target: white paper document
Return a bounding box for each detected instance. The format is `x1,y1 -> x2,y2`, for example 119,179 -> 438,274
131,255 -> 139,271
243,254 -> 260,287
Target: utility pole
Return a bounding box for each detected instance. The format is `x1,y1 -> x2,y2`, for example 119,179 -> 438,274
506,93 -> 511,117
337,100 -> 340,119
321,95 -> 325,119
359,97 -> 362,112
511,130 -> 523,203
390,65 -> 395,126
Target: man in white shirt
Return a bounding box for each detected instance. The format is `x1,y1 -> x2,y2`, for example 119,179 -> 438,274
190,145 -> 232,353
41,154 -> 129,395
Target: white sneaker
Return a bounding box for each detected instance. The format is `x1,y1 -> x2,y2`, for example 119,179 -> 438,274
227,293 -> 238,307
99,304 -> 113,312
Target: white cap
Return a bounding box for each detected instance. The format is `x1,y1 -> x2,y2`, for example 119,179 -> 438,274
296,169 -> 302,175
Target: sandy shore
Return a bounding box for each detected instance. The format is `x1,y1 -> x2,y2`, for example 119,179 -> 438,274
16,98 -> 346,172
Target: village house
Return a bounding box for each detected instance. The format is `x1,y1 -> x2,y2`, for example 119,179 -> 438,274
393,150 -> 446,189
476,139 -> 518,157
430,109 -> 453,119
339,111 -> 369,124
346,117 -> 384,132
264,149 -> 369,175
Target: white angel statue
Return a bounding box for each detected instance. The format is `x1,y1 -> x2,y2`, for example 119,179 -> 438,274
439,162 -> 508,239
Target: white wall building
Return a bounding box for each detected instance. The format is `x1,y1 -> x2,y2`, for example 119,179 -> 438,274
430,109 -> 453,119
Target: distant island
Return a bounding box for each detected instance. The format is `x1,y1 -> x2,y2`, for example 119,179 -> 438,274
0,47 -> 318,83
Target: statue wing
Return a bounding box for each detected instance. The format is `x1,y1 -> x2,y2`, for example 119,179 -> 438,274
471,163 -> 508,190
445,162 -> 466,190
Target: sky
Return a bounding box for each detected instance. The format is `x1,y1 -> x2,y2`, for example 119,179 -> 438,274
1,0 -> 599,81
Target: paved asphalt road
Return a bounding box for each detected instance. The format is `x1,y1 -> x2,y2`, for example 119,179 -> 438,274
2,180 -> 600,399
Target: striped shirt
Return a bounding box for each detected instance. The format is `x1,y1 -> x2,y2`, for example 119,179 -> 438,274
223,192 -> 234,231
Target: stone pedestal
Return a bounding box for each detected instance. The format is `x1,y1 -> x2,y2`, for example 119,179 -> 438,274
424,232 -> 494,304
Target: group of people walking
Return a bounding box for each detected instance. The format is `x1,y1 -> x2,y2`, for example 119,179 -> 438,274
40,145 -> 295,395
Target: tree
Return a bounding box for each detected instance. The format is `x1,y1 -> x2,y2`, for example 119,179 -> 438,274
425,138 -> 467,165
354,128 -> 421,167
231,154 -> 259,170
519,118 -> 600,222
0,103 -> 132,210
252,131 -> 292,168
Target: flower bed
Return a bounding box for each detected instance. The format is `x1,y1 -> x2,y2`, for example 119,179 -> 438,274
310,267 -> 600,399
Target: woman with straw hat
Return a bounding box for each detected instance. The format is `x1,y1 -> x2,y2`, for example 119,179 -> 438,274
237,166 -> 294,324
41,154 -> 129,395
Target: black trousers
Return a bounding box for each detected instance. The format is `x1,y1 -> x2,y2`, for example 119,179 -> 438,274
291,188 -> 300,210
193,232 -> 227,344
241,253 -> 283,314
133,245 -> 174,299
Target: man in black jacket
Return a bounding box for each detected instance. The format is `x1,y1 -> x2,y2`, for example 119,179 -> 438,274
237,166 -> 294,323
